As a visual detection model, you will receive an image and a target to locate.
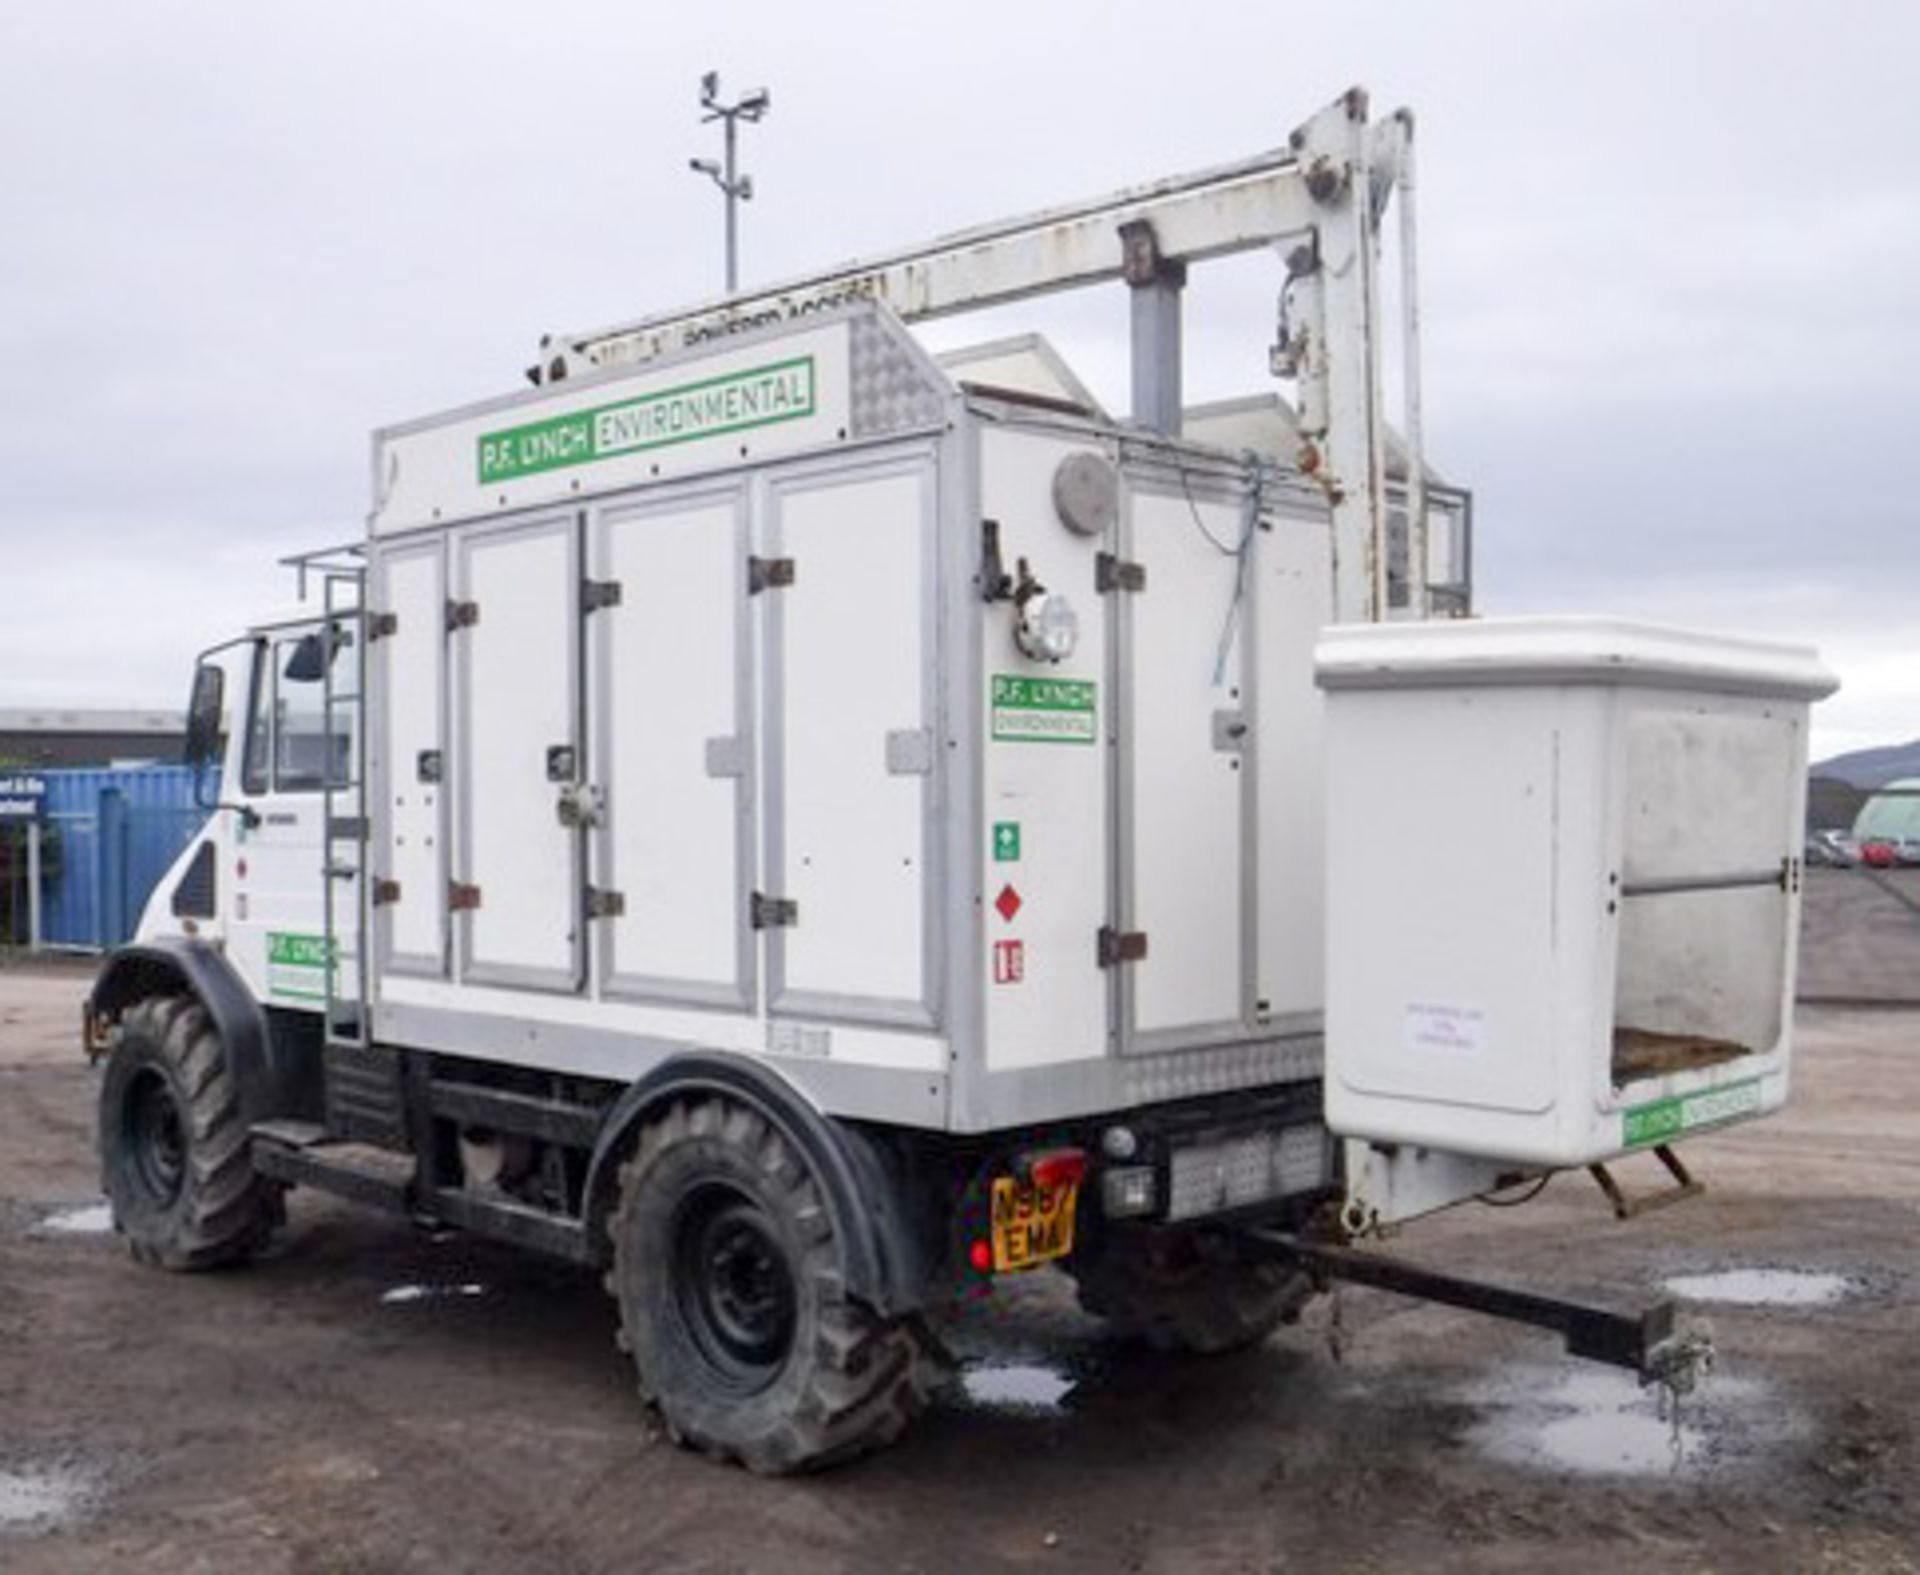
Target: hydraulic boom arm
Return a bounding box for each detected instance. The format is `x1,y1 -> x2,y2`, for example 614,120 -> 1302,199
534,87 -> 1420,621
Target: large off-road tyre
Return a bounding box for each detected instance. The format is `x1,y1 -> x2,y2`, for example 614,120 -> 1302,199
98,995 -> 280,1271
607,1096 -> 936,1474
1071,1225 -> 1315,1355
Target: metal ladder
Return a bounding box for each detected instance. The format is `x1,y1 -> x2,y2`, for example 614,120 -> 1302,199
318,559 -> 369,1049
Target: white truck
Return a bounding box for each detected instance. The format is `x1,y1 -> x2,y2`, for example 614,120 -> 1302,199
87,88 -> 1834,1473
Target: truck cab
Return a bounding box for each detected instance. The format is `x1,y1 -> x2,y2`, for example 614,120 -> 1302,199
154,609 -> 360,1017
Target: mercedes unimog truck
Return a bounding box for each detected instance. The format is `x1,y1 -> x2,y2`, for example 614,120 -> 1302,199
86,88 -> 1834,1472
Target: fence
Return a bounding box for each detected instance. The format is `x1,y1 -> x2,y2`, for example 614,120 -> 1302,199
1,766 -> 209,952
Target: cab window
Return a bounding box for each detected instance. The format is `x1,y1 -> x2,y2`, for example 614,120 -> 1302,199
241,628 -> 354,794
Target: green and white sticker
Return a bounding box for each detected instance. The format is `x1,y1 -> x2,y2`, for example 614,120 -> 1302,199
991,674 -> 1097,745
992,821 -> 1022,862
477,355 -> 817,483
1622,1078 -> 1762,1148
266,931 -> 332,1002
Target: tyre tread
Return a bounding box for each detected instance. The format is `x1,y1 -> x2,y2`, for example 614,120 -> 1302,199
607,1096 -> 934,1474
1072,1228 -> 1314,1355
103,996 -> 280,1272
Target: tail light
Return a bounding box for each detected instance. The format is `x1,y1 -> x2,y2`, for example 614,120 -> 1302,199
1022,1148 -> 1087,1191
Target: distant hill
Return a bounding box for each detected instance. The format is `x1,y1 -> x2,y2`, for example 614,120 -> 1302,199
1811,738 -> 1920,791
1807,775 -> 1868,831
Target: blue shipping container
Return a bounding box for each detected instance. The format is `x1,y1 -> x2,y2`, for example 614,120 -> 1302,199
33,766 -> 211,950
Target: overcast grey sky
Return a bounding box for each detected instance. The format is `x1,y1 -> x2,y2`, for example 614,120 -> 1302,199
2,1 -> 1915,756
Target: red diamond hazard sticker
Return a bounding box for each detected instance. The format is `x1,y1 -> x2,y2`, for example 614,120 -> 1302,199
994,884 -> 1022,922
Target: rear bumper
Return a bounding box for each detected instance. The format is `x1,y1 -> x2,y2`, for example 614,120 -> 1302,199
1077,1080 -> 1336,1228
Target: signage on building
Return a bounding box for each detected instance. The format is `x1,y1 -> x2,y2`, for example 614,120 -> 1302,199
0,775 -> 48,821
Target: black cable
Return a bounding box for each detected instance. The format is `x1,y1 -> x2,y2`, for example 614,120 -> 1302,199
1476,1173 -> 1554,1208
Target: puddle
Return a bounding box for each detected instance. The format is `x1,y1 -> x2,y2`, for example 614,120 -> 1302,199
379,1282 -> 486,1306
33,1203 -> 114,1238
0,1466 -> 92,1535
959,1362 -> 1076,1413
1459,1366 -> 1782,1479
1664,1269 -> 1854,1307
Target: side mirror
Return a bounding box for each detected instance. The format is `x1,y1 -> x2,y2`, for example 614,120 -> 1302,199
183,662 -> 225,770
282,630 -> 329,683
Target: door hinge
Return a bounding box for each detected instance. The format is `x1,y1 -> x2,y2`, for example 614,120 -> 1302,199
1095,552 -> 1146,594
371,877 -> 402,907
582,578 -> 623,613
448,881 -> 483,912
446,599 -> 480,631
748,556 -> 796,596
1097,926 -> 1149,968
367,611 -> 399,642
585,886 -> 626,920
750,891 -> 799,930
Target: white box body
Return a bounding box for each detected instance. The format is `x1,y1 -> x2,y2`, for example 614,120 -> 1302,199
333,303 -> 1405,1136
1318,617 -> 1836,1169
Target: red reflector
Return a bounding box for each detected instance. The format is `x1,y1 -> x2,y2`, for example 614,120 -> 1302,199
1026,1149 -> 1087,1190
968,1240 -> 993,1273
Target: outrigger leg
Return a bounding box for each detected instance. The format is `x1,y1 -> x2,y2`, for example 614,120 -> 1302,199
1245,1230 -> 1715,1395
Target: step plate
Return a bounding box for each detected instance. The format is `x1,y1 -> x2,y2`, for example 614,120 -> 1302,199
323,1041 -> 406,1146
253,1136 -> 416,1214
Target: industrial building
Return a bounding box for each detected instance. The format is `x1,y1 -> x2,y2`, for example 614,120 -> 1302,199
0,708 -> 184,769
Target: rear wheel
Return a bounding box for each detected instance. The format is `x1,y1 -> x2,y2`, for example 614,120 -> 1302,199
99,996 -> 280,1270
1071,1225 -> 1314,1354
607,1097 -> 936,1474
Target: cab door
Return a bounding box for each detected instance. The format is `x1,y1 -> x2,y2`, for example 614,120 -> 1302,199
226,627 -> 354,1012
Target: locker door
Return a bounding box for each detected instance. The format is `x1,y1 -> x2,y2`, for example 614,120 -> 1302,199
372,539 -> 447,978
454,513 -> 583,992
592,486 -> 752,1009
764,456 -> 937,1028
1116,484 -> 1254,1053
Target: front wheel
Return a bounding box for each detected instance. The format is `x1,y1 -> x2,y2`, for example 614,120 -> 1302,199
98,996 -> 281,1270
1070,1225 -> 1315,1354
607,1097 -> 936,1474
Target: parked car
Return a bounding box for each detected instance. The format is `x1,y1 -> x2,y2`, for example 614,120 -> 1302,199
1807,830 -> 1857,867
1859,838 -> 1900,868
1890,835 -> 1920,866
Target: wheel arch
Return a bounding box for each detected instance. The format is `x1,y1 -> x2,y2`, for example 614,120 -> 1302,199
583,1052 -> 930,1318
89,939 -> 286,1124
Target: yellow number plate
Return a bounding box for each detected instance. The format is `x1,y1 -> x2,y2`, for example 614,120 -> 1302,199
990,1174 -> 1079,1273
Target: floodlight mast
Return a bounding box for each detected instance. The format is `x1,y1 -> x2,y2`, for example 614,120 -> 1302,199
689,70 -> 770,295
557,87 -> 1421,622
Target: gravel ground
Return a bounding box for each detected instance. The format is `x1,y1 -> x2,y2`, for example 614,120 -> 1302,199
0,952 -> 1916,1571
1798,867 -> 1920,1005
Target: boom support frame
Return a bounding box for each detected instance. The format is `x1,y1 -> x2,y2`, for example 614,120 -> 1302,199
535,87 -> 1421,621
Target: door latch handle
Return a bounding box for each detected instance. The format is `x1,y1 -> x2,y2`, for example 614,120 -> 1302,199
555,782 -> 605,830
